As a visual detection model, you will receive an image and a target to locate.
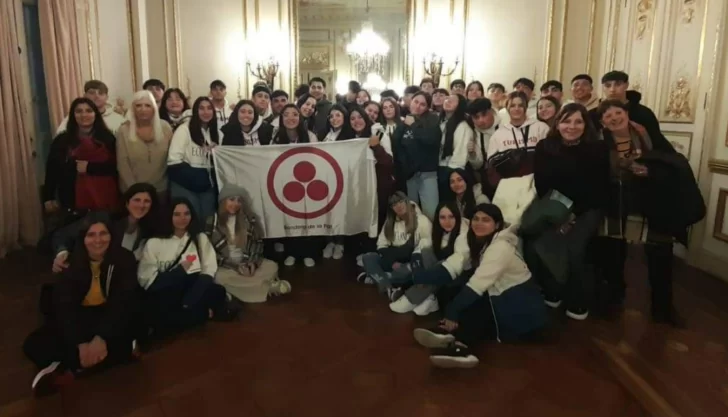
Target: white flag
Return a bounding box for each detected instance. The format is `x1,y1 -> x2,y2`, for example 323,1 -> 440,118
213,139 -> 379,238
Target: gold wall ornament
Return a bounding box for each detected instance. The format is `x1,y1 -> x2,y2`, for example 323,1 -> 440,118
664,77 -> 693,121
113,98 -> 127,116
635,0 -> 653,40
300,51 -> 330,69
681,0 -> 697,24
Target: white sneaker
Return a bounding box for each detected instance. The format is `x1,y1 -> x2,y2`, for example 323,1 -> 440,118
566,309 -> 589,321
274,243 -> 285,253
303,257 -> 315,267
284,256 -> 296,266
356,254 -> 364,267
322,242 -> 335,259
413,295 -> 440,316
332,244 -> 344,260
389,295 -> 417,313
356,271 -> 375,285
270,278 -> 292,295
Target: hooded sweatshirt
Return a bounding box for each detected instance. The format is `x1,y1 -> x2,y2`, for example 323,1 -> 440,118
220,117 -> 274,146
439,119 -> 474,169
167,124 -> 215,192
392,111 -> 442,179
212,99 -> 232,129
376,203 -> 432,254
137,232 -> 218,290
439,220 -> 471,278
486,117 -> 549,188
164,109 -> 193,131
468,112 -> 501,170
444,224 -> 547,341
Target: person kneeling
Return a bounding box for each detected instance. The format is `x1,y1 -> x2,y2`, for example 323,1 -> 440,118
412,204 -> 547,368
23,216 -> 139,396
357,192 -> 432,300
207,184 -> 290,303
389,201 -> 470,316
138,198 -> 239,338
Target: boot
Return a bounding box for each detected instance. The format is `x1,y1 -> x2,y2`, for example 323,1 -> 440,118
645,242 -> 683,327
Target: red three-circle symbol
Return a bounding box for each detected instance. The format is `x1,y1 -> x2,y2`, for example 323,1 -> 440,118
266,146 -> 344,219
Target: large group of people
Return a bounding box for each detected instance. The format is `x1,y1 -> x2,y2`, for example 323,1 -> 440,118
27,67 -> 704,395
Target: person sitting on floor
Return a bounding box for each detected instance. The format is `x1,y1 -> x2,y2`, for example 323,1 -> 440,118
206,184 -> 291,303
388,201 -> 470,316
412,204 -> 547,369
23,215 -> 140,396
138,197 -> 239,338
50,183 -> 160,273
448,168 -> 490,219
358,192 -> 432,300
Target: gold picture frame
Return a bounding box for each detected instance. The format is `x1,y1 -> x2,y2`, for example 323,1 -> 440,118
714,188 -> 728,243
663,131 -> 693,159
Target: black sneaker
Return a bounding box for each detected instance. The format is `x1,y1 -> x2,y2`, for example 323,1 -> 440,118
566,308 -> 589,320
544,295 -> 562,308
429,342 -> 479,369
413,327 -> 456,349
31,361 -> 74,397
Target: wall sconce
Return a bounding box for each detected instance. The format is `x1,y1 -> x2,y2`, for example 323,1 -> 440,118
422,53 -> 459,87
247,57 -> 280,89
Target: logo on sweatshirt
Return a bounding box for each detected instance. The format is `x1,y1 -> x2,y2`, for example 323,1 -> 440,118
267,146 -> 343,219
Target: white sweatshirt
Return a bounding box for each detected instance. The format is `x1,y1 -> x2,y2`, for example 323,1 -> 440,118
466,224 -> 531,296
376,204 -> 432,254
439,120 -> 473,169
138,233 -> 218,290
440,220 -> 471,278
56,106 -> 126,135
486,118 -> 549,165
322,129 -> 342,142
372,122 -> 395,156
168,124 -> 215,169
497,98 -> 538,126
468,112 -> 501,170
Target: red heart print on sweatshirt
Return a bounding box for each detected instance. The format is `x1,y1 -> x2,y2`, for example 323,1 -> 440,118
186,254 -> 197,263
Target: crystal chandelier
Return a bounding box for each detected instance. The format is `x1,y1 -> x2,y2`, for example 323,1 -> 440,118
346,21 -> 390,75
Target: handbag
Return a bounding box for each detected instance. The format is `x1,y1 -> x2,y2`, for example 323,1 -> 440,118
490,125 -> 530,178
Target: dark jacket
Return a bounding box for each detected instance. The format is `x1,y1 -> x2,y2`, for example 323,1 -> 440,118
589,90 -> 673,153
533,138 -> 611,215
392,112 -> 441,179
219,121 -> 274,146
51,213 -> 152,258
637,150 -> 705,245
371,144 -> 395,215
54,248 -> 139,344
314,99 -> 333,140
43,132 -> 117,209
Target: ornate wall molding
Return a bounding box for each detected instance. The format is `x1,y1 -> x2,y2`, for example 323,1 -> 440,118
663,75 -> 694,122
664,131 -> 693,158
681,0 -> 698,24
635,0 -> 654,40
713,188 -> 728,243
708,159 -> 728,176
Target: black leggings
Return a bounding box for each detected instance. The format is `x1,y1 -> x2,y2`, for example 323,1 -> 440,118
23,305 -> 134,371
436,278 -> 497,346
144,274 -> 226,336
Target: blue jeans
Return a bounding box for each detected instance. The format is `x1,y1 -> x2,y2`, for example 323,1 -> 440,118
361,252 -> 412,292
170,182 -> 217,224
406,171 -> 438,221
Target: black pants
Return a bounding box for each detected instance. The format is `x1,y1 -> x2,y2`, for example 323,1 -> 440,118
533,209 -> 601,312
23,305 -> 133,371
595,237 -> 674,314
144,274 -> 226,335
436,277 -> 497,346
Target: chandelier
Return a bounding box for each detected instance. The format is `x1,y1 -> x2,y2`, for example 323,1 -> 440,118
346,21 -> 390,74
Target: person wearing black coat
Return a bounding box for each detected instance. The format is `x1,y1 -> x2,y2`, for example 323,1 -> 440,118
24,216 -> 140,396
595,99 -> 705,326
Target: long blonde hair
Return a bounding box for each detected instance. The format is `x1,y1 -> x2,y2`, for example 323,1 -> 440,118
383,202 -> 418,242
128,90 -> 164,142
217,201 -> 255,248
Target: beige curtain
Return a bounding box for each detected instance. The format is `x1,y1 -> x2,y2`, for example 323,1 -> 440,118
38,0 -> 83,127
0,1 -> 42,257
